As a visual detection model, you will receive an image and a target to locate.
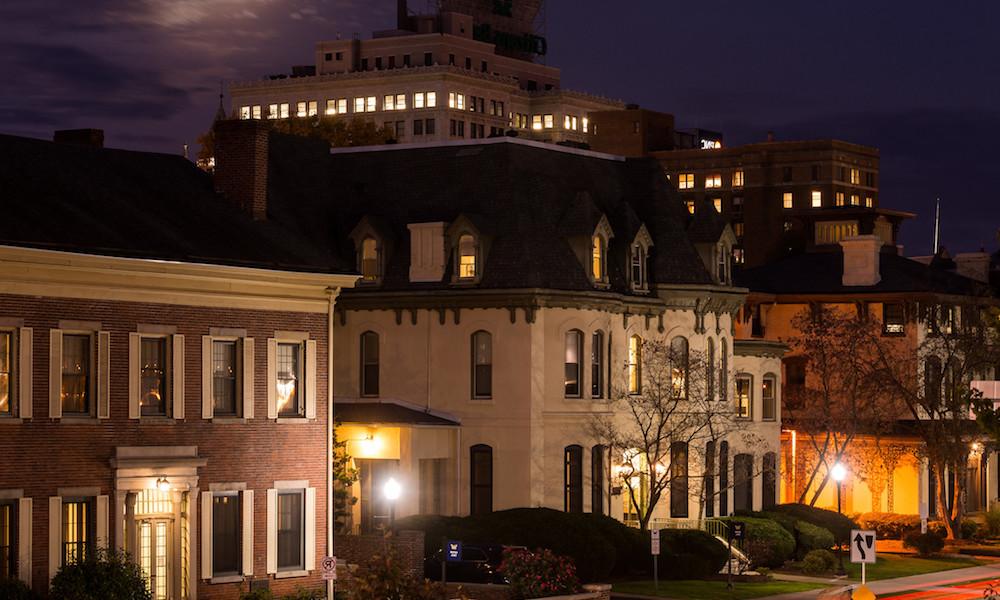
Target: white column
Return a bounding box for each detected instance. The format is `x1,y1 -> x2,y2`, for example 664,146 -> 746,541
114,491 -> 126,552
189,488 -> 199,600
918,458 -> 929,523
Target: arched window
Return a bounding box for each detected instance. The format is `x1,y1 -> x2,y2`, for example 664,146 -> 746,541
762,452 -> 777,509
470,445 -> 493,515
591,331 -> 604,398
707,338 -> 716,400
458,234 -> 477,279
564,445 -> 583,513
736,374 -> 753,419
564,330 -> 583,397
670,337 -> 689,399
360,237 -> 380,282
704,441 -> 716,517
471,331 -> 492,399
718,441 -> 729,517
630,244 -> 645,288
733,453 -> 754,512
591,445 -> 605,516
628,335 -> 642,395
360,331 -> 379,397
591,235 -> 605,282
670,441 -> 689,517
762,374 -> 777,421
719,339 -> 728,402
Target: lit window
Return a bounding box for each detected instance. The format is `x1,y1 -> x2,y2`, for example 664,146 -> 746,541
628,335 -> 642,394
564,330 -> 583,397
733,222 -> 744,237
883,303 -> 905,335
458,234 -> 476,279
62,498 -> 93,565
630,244 -> 644,288
326,99 -> 337,115
865,196 -> 873,208
0,500 -> 15,578
783,192 -> 793,209
544,114 -> 554,129
670,337 -> 688,399
448,93 -> 465,110
240,106 -> 251,120
280,103 -> 290,118
713,198 -> 722,213
762,376 -> 776,420
686,200 -> 695,214
472,331 -> 492,399
139,337 -> 168,417
62,334 -> 92,415
251,105 -> 261,120
276,343 -> 303,417
736,375 -> 752,418
811,190 -> 822,207
296,102 -> 307,118
267,104 -> 278,119
354,98 -> 365,113
0,331 -> 10,417
366,96 -> 376,112
835,192 -> 845,206
591,235 -> 605,282
360,237 -> 380,282
307,101 -> 317,116
564,115 -> 571,129
705,173 -> 722,188
678,173 -> 694,190
383,95 -> 394,111
531,115 -> 543,130
850,168 -> 860,185
426,91 -> 437,107
582,117 -> 589,133
732,169 -> 744,188
851,194 -> 860,206
414,92 -> 425,109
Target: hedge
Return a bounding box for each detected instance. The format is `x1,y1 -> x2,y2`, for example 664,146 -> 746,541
737,510 -> 835,558
855,512 -> 981,540
654,529 -> 729,580
720,516 -> 795,568
768,504 -> 858,543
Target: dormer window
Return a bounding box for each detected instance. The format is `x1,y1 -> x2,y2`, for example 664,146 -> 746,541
350,216 -> 391,286
629,225 -> 653,293
458,234 -> 477,279
447,216 -> 490,285
630,244 -> 644,286
591,235 -> 606,283
716,242 -> 731,284
360,237 -> 381,283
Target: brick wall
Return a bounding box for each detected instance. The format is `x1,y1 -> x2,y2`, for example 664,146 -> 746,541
0,293 -> 330,599
214,119 -> 270,221
332,530 -> 424,577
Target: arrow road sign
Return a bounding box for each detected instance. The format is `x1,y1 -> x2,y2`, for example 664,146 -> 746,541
850,529 -> 876,564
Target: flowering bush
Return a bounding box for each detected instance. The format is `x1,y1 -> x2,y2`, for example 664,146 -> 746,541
499,547 -> 580,599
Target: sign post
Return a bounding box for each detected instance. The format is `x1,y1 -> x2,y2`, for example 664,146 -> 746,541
728,521 -> 745,591
444,539 -> 462,585
651,529 -> 660,592
321,556 -> 336,598
849,529 -> 877,587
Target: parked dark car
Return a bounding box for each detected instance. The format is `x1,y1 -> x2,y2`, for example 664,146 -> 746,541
424,543 -> 525,584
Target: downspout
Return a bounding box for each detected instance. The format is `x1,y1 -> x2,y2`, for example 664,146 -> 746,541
326,287 -> 340,600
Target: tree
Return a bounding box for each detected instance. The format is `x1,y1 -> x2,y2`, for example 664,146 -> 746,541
783,304 -> 899,507
589,337 -> 763,531
333,419 -> 359,534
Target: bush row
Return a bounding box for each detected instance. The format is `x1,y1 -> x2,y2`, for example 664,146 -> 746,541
854,512 -> 981,540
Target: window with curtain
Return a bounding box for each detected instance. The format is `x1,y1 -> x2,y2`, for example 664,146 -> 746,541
762,452 -> 777,509
470,445 -> 493,516
276,342 -> 303,417
762,375 -> 776,421
564,330 -> 583,397
564,445 -> 583,513
212,340 -> 239,416
212,492 -> 241,575
591,235 -> 605,282
0,331 -> 11,417
670,337 -> 688,399
277,491 -> 304,571
670,442 -> 689,517
591,331 -> 604,398
360,237 -> 380,282
736,375 -> 752,419
628,335 -> 642,395
591,445 -> 605,516
62,498 -> 93,565
472,331 -> 492,399
62,334 -> 92,414
140,337 -> 169,416
458,234 -> 477,279
361,332 -> 379,397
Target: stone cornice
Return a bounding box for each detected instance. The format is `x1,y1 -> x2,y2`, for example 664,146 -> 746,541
733,339 -> 789,358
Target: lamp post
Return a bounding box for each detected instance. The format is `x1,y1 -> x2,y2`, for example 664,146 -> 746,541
383,477 -> 402,531
831,462 -> 847,577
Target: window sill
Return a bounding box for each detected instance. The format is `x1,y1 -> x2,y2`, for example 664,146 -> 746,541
276,417 -> 313,425
0,418 -> 23,424
274,569 -> 310,579
59,416 -> 99,424
211,417 -> 248,424
209,575 -> 245,584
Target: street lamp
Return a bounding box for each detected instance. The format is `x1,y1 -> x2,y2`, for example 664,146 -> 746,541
383,477 -> 402,530
831,463 -> 847,577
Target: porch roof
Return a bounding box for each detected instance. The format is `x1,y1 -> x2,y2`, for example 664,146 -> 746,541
334,400 -> 461,427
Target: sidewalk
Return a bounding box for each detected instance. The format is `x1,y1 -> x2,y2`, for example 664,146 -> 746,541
760,562 -> 1000,599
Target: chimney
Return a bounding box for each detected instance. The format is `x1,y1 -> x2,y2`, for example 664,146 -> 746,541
840,235 -> 882,287
954,252 -> 991,283
213,119 -> 270,221
766,131 -> 775,142
407,222 -> 448,282
54,128 -> 104,149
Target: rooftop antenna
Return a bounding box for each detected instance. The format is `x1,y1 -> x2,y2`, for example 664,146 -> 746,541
213,80 -> 227,122
932,198 -> 941,254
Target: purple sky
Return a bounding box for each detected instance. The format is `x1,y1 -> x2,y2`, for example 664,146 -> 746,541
1,0 -> 997,255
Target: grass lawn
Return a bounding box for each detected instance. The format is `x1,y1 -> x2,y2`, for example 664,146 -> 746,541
843,554 -> 984,581
612,580 -> 829,599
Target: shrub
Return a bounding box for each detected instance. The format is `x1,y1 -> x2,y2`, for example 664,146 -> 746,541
986,508 -> 1000,538
927,519 -> 982,540
855,512 -> 922,540
721,516 -> 796,568
349,548 -> 451,600
0,579 -> 39,600
904,531 -> 945,557
655,529 -> 729,580
239,589 -> 274,600
50,548 -> 151,600
794,520 -> 836,556
499,548 -> 580,599
769,504 -> 858,543
801,549 -> 836,575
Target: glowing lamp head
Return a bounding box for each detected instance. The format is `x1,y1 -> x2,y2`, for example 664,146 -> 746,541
156,477 -> 171,492
383,477 -> 402,501
831,463 -> 847,483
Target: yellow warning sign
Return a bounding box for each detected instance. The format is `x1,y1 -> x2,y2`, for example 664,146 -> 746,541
852,584 -> 875,600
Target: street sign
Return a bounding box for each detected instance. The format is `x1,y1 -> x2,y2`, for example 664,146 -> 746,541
321,556 -> 337,581
651,529 -> 660,555
850,529 -> 876,564
446,540 -> 463,562
730,521 -> 746,541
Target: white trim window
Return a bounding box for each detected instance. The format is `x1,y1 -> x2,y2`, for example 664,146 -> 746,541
266,483 -> 316,577
0,494 -> 32,585
201,487 -> 254,582
201,336 -> 254,420
49,328 -> 110,420
267,336 -> 317,420
48,493 -> 109,582
0,327 -> 32,420
129,333 -> 185,420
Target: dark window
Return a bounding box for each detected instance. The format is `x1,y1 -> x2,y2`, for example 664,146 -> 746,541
361,332 -> 379,397
0,501 -> 15,579
413,119 -> 424,135
472,331 -> 492,399
212,340 -> 239,416
403,54 -> 411,67
526,80 -> 537,91
448,53 -> 455,65
424,52 -> 433,66
811,165 -> 820,181
762,375 -> 776,421
335,51 -> 343,60
277,342 -> 303,417
839,166 -> 847,181
704,441 -> 716,517
425,119 -> 436,135
706,338 -> 715,400
277,491 -> 303,571
374,56 -> 383,70
140,337 -> 169,416
0,331 -> 13,417
733,454 -> 754,512
736,376 -> 752,419
324,52 -> 332,61
564,330 -> 583,397
62,498 -> 94,565
395,120 -> 404,139
670,442 -> 689,517
720,339 -> 728,402
212,492 -> 241,575
481,60 -> 487,72
925,356 -> 942,405
782,166 -> 792,183
718,442 -> 729,516
883,303 -> 905,335
591,445 -> 605,515
762,452 -> 777,509
360,58 -> 368,70
564,445 -> 583,513
388,55 -> 396,68
751,304 -> 764,337
470,445 -> 493,515
465,57 -> 472,69
62,334 -> 91,414
591,331 -> 604,398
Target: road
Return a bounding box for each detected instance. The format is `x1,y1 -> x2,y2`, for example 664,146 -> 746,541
762,562 -> 1000,599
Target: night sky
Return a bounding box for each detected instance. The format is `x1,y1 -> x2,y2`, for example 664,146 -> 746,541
2,0 -> 997,256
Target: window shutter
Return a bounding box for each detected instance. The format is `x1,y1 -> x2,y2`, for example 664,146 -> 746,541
201,491 -> 213,579
266,339 -> 277,420
304,487 -> 316,571
98,332 -> 110,419
305,340 -> 317,420
242,338 -> 255,420
201,336 -> 213,419
49,330 -> 62,419
48,496 -> 61,582
173,334 -> 185,420
18,497 -> 32,587
265,489 -> 277,574
242,489 -> 254,576
96,495 -> 109,549
18,328 -> 32,420
128,333 -> 141,419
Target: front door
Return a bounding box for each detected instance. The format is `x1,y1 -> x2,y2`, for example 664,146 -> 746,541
139,519 -> 172,600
